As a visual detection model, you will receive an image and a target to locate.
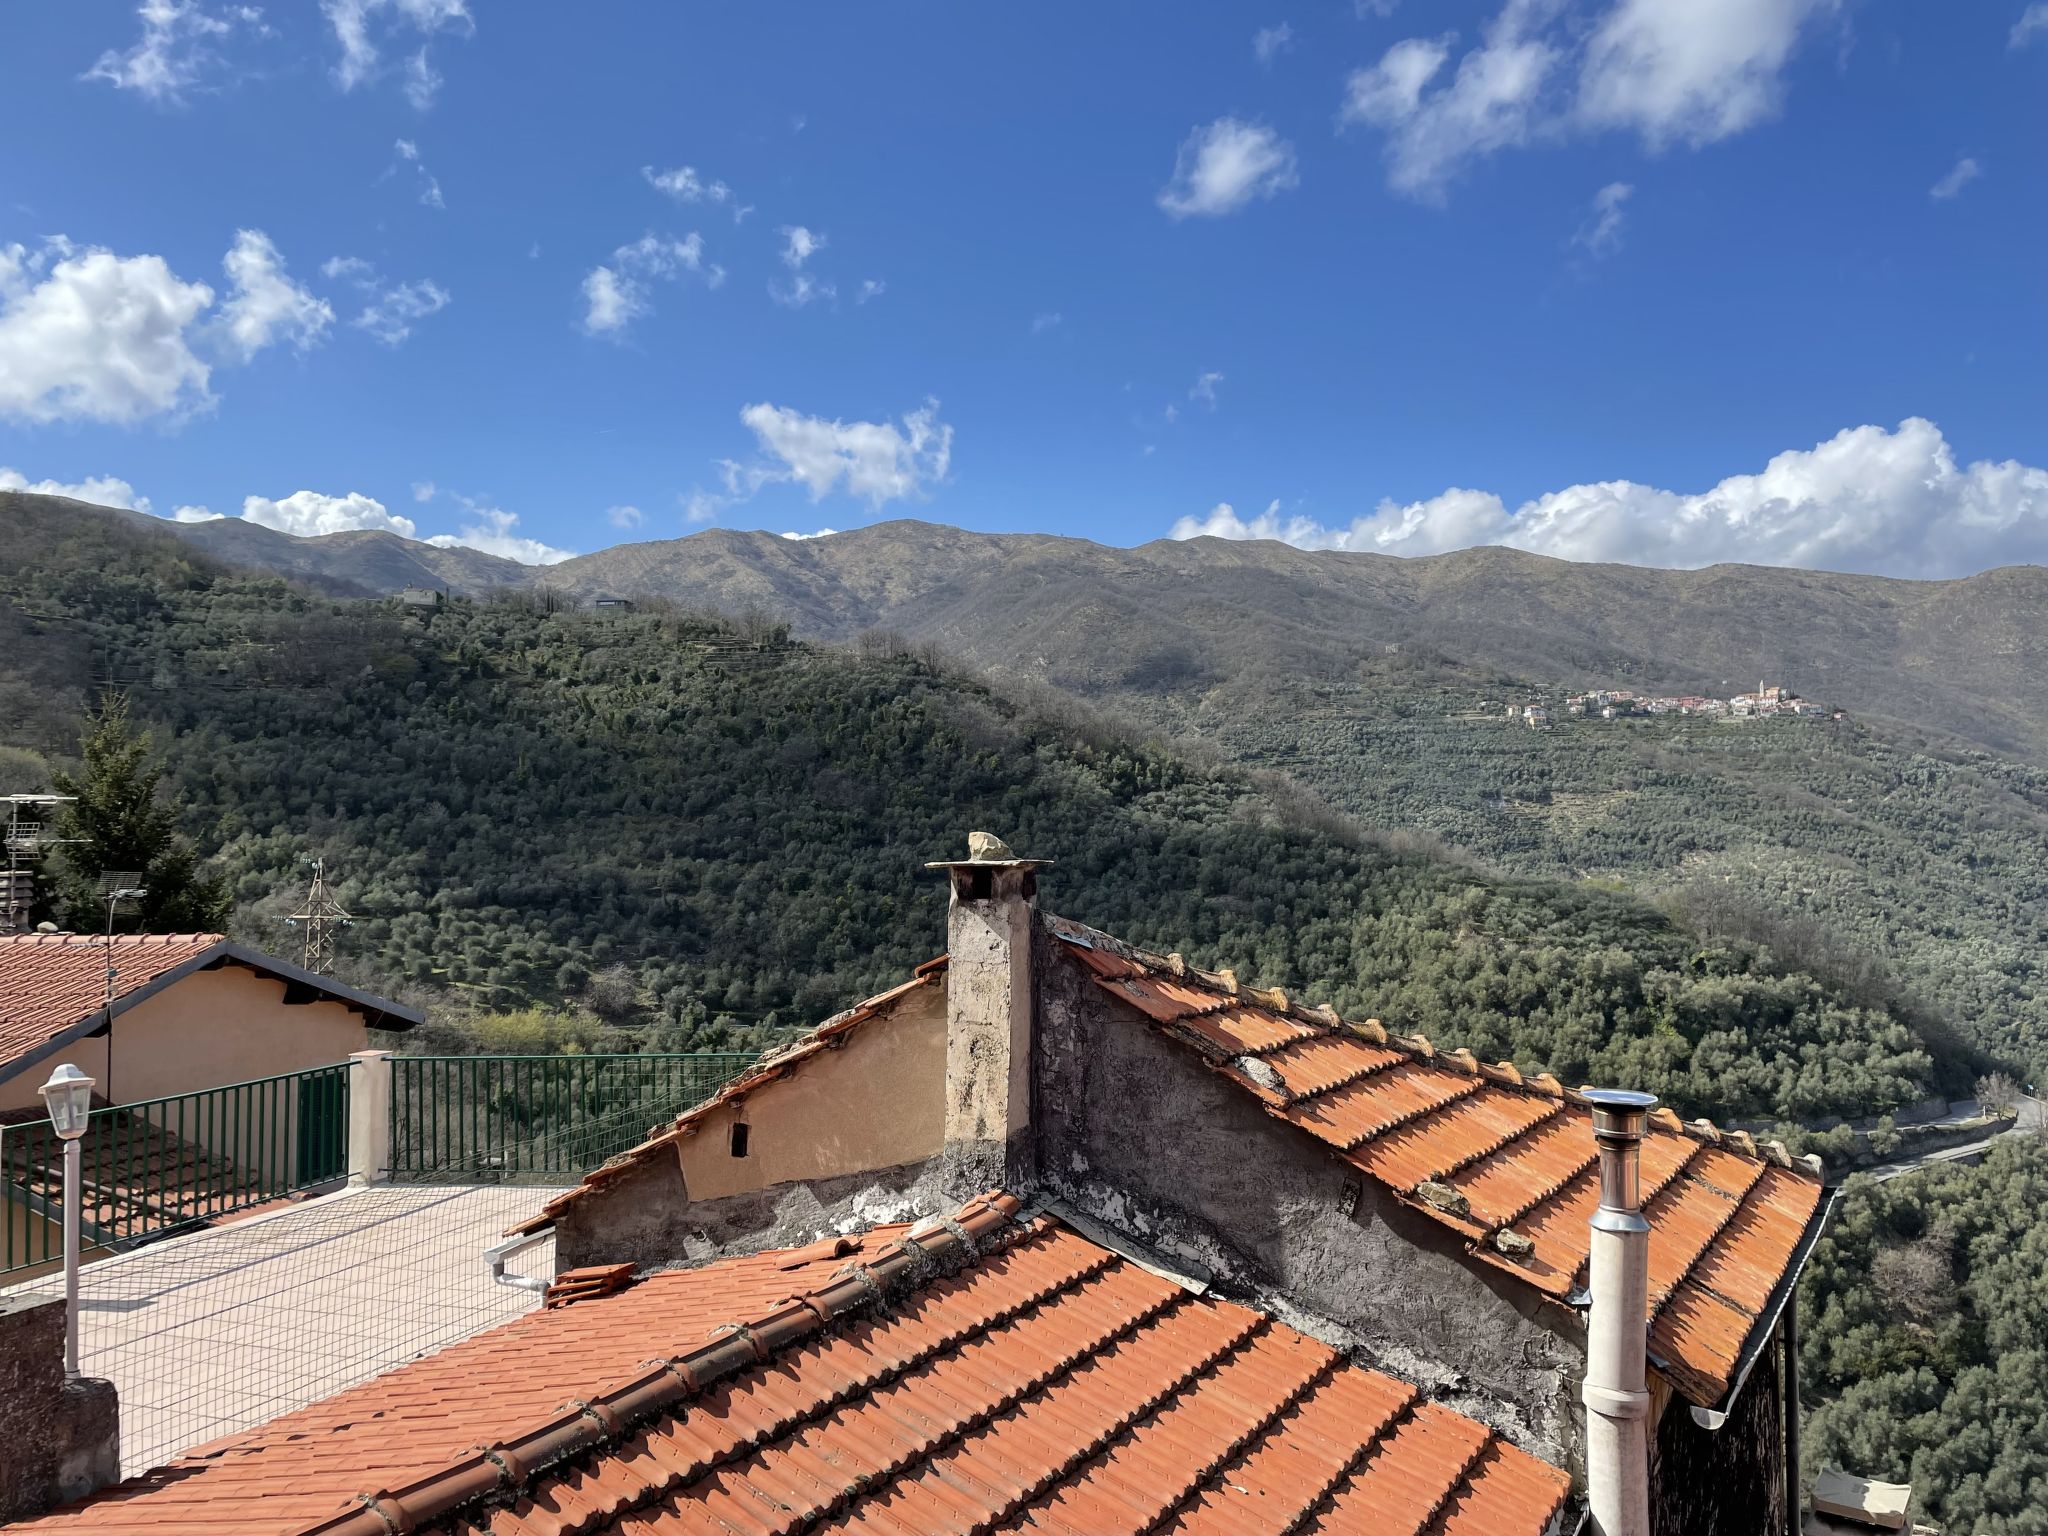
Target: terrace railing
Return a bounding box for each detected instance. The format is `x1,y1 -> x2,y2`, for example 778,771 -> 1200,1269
0,1062 -> 353,1277
388,1052 -> 756,1184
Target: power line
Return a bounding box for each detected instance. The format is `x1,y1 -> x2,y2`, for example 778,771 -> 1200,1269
285,859 -> 354,974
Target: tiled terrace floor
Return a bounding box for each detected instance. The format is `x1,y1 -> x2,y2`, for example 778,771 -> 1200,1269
2,1182 -> 563,1475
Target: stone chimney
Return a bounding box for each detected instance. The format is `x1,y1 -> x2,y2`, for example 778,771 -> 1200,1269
927,833 -> 1049,1194
0,1293 -> 120,1521
1582,1088 -> 1657,1536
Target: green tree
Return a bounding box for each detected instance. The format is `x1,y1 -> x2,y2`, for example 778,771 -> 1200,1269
51,695 -> 229,933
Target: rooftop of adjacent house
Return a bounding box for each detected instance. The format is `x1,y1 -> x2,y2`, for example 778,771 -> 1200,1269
15,1190 -> 1574,1536
0,932 -> 423,1086
522,909 -> 1828,1413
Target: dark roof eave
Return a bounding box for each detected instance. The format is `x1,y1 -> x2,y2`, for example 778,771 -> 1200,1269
0,939 -> 423,1089
1682,1183 -> 1840,1425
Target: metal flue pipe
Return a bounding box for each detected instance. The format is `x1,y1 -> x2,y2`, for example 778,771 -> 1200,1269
1583,1087 -> 1659,1536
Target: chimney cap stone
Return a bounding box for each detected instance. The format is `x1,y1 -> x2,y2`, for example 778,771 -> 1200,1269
925,831 -> 1053,871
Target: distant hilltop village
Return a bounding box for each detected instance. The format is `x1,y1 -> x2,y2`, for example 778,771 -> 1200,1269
1510,681 -> 1839,728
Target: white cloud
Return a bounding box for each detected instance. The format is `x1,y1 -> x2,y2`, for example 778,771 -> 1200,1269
233,485 -> 572,562
1170,419 -> 2048,579
0,238 -> 216,424
387,138 -> 444,206
1341,7 -> 1560,201
1578,0 -> 1839,148
2015,4 -> 2048,47
322,0 -> 470,103
170,504 -> 223,522
1929,156 -> 1981,201
642,164 -> 746,222
0,468 -> 153,512
780,226 -> 826,268
857,279 -> 886,304
726,399 -> 953,507
1190,371 -> 1225,408
216,229 -> 331,363
84,1 -> 269,105
324,257 -> 449,345
356,279 -> 449,345
1032,311 -> 1063,334
780,528 -> 840,541
1158,118 -> 1300,218
771,273 -> 836,309
243,489 -> 419,538
1254,23 -> 1294,65
424,500 -> 573,564
606,504 -> 644,528
1573,180 -> 1634,255
681,489 -> 724,524
395,137 -> 419,160
411,479 -> 436,502
580,233 -> 711,337
1345,0 -> 1837,200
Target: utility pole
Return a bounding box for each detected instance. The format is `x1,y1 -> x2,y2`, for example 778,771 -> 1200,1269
286,858 -> 353,974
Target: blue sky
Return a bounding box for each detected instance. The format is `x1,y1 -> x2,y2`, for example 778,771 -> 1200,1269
2,1 -> 2045,575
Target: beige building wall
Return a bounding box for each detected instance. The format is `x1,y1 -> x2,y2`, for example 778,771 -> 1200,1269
676,985 -> 947,1204
0,965 -> 370,1116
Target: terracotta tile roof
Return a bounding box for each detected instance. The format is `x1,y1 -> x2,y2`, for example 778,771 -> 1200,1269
1052,919 -> 1828,1409
0,932 -> 224,1072
0,931 -> 422,1085
509,958 -> 949,1236
19,1192 -> 1573,1536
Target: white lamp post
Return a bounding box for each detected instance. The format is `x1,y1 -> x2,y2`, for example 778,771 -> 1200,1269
37,1062 -> 95,1379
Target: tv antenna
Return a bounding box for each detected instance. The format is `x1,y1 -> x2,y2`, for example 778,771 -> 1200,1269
1,794 -> 78,933
285,858 -> 353,974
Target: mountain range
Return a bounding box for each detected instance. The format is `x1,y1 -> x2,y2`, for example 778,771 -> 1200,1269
141,498 -> 2048,761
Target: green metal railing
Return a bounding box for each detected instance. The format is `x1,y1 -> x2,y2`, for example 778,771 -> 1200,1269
1,1062 -> 353,1276
388,1053 -> 757,1184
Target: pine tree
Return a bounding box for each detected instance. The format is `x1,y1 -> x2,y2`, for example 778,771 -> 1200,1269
51,696 -> 230,934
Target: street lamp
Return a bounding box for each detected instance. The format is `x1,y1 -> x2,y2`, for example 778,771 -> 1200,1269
37,1062 -> 95,1379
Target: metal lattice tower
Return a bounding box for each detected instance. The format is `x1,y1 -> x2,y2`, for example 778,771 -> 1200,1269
2,794 -> 78,933
286,859 -> 353,974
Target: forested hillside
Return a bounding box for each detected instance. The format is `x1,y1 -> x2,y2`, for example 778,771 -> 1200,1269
1801,1139 -> 2048,1534
0,496 -> 1951,1124
1187,670 -> 2048,1085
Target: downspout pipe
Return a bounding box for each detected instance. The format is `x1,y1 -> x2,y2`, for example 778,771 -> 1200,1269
1782,1286 -> 1802,1535
484,1229 -> 552,1294
1583,1088 -> 1658,1536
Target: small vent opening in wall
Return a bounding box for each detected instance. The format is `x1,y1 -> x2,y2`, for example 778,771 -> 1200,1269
730,1121 -> 751,1158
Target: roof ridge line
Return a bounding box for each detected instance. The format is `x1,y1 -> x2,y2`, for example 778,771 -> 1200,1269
1050,918 -> 1821,1183
296,1190 -> 1027,1536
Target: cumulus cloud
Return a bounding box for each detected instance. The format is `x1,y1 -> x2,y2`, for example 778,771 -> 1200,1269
1345,0 -> 1838,199
780,226 -> 826,268
1572,180 -> 1634,255
0,468 -> 153,512
2015,4 -> 2048,47
1929,156 -> 1981,201
322,0 -> 470,105
0,238 -> 216,423
606,504 -> 644,528
234,485 -> 572,562
1169,420 -> 2048,579
243,489 -> 419,538
580,233 -> 714,337
425,500 -> 573,563
1254,23 -> 1294,65
216,229 -> 331,362
779,528 -> 840,541
1190,371 -> 1225,408
720,399 -> 953,509
1158,119 -> 1300,218
84,1 -> 270,104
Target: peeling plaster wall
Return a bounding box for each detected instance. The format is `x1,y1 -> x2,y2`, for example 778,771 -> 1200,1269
1029,924 -> 1588,1473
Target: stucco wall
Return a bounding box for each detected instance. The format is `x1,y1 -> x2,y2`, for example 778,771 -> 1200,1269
554,985 -> 949,1267
0,964 -> 369,1114
1028,923 -> 1588,1473
0,1293 -> 119,1521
